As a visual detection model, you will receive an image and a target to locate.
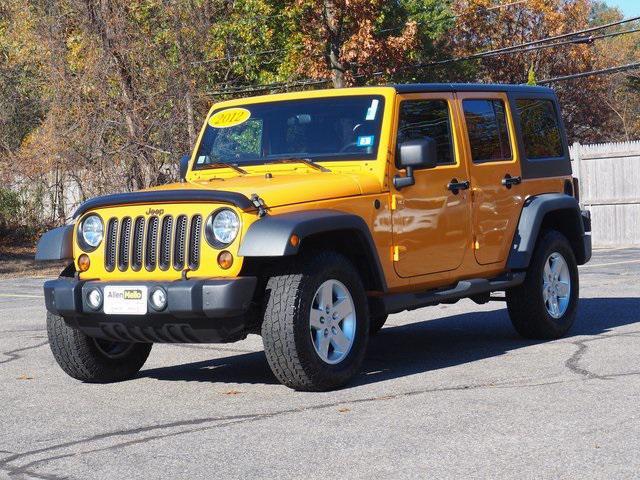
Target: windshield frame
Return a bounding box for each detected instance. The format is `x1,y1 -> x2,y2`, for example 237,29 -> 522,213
191,94 -> 387,171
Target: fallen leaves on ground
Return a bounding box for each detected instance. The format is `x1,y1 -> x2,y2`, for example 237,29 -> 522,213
223,390 -> 242,395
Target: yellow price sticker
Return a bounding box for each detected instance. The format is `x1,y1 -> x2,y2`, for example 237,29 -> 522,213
208,108 -> 251,128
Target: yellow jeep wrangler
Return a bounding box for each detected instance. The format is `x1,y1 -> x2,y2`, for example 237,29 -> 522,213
37,84 -> 592,391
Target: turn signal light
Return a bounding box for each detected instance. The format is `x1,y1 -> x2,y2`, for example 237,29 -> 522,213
78,254 -> 90,272
218,251 -> 233,269
290,234 -> 300,247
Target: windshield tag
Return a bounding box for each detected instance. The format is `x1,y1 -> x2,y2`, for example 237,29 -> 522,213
356,135 -> 374,147
209,107 -> 251,128
365,99 -> 379,121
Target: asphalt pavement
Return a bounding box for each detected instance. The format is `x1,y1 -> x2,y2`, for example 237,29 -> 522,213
1,248 -> 639,479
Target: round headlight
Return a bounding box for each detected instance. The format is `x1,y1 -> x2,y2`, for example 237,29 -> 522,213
79,214 -> 104,250
206,209 -> 240,247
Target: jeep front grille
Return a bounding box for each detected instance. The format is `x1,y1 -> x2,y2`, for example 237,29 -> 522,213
104,214 -> 202,272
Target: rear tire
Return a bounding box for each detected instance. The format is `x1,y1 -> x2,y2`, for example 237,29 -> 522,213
47,312 -> 152,382
261,251 -> 369,391
506,230 -> 579,339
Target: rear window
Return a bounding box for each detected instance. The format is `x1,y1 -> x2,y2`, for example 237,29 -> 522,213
516,99 -> 564,159
462,99 -> 512,163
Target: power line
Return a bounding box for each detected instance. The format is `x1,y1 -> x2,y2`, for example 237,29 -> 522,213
400,25 -> 640,70
196,1 -> 533,65
408,15 -> 640,70
538,61 -> 640,84
203,59 -> 640,98
508,26 -> 640,53
205,78 -> 331,97
205,15 -> 640,97
192,48 -> 291,66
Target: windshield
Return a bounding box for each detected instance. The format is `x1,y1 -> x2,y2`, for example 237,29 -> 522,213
193,95 -> 385,169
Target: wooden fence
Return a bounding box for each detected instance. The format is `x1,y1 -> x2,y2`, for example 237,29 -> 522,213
570,140 -> 640,248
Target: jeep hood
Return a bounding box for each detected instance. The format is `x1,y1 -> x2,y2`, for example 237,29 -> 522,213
148,171 -> 382,209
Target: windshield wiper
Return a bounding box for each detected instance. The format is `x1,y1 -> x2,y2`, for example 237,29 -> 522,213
264,157 -> 331,172
199,162 -> 248,175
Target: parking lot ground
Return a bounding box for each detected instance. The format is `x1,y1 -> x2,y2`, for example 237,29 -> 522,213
1,248 -> 640,479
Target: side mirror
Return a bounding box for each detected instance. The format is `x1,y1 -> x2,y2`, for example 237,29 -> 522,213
393,138 -> 438,189
179,154 -> 190,182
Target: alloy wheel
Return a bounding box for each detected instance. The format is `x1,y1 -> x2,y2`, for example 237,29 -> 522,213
309,279 -> 356,364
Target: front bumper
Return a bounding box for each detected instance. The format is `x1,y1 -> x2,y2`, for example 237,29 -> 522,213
44,276 -> 257,343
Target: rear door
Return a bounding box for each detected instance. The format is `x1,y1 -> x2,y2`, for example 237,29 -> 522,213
391,92 -> 472,277
456,92 -> 524,266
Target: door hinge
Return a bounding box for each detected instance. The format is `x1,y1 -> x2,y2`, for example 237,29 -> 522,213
391,194 -> 398,211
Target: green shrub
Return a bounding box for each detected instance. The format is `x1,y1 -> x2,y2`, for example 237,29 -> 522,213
0,188 -> 21,228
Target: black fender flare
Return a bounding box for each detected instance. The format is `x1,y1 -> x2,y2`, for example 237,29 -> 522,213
507,193 -> 589,270
238,209 -> 386,290
35,225 -> 74,261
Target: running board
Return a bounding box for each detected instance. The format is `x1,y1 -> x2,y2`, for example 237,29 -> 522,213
382,272 -> 525,315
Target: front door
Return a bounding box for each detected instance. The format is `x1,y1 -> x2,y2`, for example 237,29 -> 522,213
391,93 -> 472,278
456,92 -> 524,266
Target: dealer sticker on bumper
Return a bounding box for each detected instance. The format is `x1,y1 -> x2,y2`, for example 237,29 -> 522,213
103,286 -> 148,315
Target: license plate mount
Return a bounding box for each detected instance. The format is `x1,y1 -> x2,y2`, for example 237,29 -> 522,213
103,286 -> 148,315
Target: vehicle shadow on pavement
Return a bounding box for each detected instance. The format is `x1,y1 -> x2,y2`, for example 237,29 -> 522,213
141,349 -> 279,384
355,297 -> 640,386
140,297 -> 640,387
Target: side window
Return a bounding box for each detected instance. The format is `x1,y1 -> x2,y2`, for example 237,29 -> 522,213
462,99 -> 512,163
397,99 -> 455,165
516,99 -> 564,159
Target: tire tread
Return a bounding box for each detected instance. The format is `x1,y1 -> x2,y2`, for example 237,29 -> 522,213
47,312 -> 152,383
261,251 -> 368,391
506,230 -> 579,339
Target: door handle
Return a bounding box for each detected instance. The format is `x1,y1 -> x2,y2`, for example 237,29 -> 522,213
502,174 -> 522,189
447,179 -> 470,195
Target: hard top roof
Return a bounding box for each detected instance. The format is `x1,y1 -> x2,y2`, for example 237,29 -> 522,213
392,83 -> 554,95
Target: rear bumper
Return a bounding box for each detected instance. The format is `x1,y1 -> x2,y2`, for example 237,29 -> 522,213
44,276 -> 257,343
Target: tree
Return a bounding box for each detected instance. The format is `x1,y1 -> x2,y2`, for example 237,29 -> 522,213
446,0 -> 637,143
590,3 -> 640,141
289,0 -> 453,87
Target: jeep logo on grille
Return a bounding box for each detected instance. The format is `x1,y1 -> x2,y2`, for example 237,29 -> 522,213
145,208 -> 165,216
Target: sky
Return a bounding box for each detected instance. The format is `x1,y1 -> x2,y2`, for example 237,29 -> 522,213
607,0 -> 640,16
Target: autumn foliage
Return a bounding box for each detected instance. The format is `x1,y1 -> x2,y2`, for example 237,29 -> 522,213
0,0 -> 638,233
292,0 -> 419,87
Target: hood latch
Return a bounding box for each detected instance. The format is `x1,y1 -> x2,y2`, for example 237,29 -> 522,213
250,194 -> 268,218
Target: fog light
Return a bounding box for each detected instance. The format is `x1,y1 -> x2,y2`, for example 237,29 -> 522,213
217,251 -> 233,269
78,254 -> 90,272
150,287 -> 167,311
87,288 -> 102,310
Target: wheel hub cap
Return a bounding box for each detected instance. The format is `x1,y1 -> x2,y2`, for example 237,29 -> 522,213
543,252 -> 571,319
309,279 -> 356,364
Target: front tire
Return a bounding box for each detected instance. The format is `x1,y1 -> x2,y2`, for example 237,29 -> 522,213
506,230 -> 579,339
47,312 -> 152,382
261,251 -> 369,391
